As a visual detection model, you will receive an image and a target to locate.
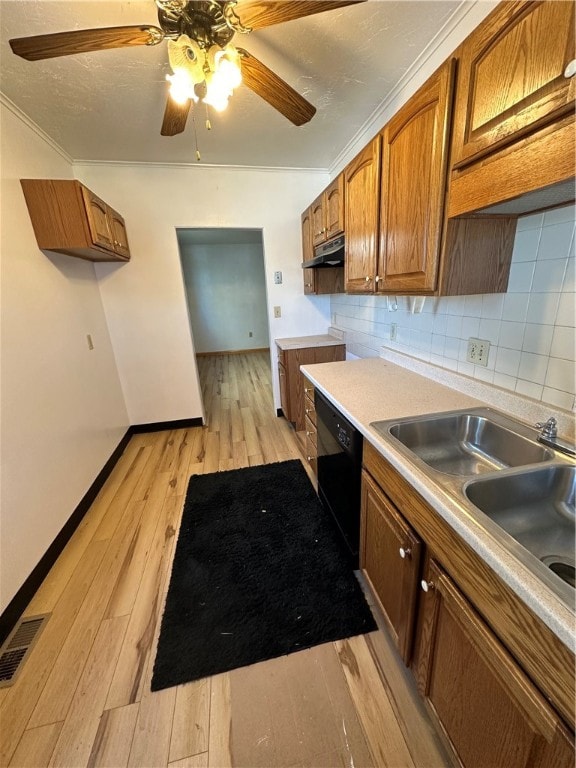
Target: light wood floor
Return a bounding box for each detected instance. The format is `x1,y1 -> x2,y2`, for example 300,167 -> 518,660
0,351 -> 453,768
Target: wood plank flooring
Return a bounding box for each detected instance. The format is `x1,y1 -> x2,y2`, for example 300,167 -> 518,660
0,351 -> 453,768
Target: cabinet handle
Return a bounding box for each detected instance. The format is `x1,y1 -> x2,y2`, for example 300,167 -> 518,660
564,59 -> 576,78
365,276 -> 371,282
399,546 -> 411,559
421,579 -> 434,592
375,275 -> 380,283
307,456 -> 313,461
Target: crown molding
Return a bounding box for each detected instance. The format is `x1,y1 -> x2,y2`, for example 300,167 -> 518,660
0,92 -> 73,165
328,0 -> 495,176
72,159 -> 329,174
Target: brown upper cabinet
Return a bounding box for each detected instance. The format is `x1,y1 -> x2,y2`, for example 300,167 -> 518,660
379,60 -> 455,293
301,176 -> 345,295
311,174 -> 345,246
344,136 -> 381,294
451,0 -> 575,169
21,179 -> 131,263
448,0 -> 575,216
343,64 -> 516,296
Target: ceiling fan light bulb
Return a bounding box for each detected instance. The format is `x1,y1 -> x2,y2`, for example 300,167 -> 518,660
218,57 -> 242,90
167,69 -> 195,104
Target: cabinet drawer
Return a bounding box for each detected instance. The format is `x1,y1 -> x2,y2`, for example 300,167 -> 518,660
305,425 -> 317,478
304,399 -> 316,426
277,347 -> 286,366
305,415 -> 317,447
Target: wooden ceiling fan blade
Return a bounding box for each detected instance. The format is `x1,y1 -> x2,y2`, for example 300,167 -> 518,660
239,49 -> 315,126
161,96 -> 191,136
9,26 -> 165,61
236,1 -> 366,30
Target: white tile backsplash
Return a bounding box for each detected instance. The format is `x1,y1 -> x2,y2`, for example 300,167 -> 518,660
330,204 -> 576,414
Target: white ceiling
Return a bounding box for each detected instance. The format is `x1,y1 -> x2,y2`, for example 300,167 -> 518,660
0,0 -> 465,168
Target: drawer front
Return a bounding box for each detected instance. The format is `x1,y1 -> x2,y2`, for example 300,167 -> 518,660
305,416 -> 318,477
277,346 -> 286,366
305,415 -> 317,448
304,397 -> 316,426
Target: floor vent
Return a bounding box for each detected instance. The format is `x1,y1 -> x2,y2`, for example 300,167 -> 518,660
0,614 -> 49,687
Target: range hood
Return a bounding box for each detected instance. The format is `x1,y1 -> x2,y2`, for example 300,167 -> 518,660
302,234 -> 344,268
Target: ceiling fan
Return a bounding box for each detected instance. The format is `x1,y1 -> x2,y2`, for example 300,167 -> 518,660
9,0 -> 366,138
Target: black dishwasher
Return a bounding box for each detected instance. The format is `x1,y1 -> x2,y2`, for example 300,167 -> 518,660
315,389 -> 363,566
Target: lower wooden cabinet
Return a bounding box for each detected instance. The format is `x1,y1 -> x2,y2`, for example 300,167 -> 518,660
412,558 -> 574,768
276,343 -> 345,431
360,442 -> 575,768
360,471 -> 422,664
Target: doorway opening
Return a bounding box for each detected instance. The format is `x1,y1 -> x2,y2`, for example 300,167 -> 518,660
176,227 -> 274,428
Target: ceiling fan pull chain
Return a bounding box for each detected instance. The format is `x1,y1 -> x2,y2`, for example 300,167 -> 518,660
192,112 -> 201,162
205,104 -> 212,131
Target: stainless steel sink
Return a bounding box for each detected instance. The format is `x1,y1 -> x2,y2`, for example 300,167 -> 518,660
369,407 -> 576,605
380,409 -> 554,476
465,466 -> 575,588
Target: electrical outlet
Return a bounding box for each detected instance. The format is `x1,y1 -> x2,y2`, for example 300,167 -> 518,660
249,331 -> 253,337
467,337 -> 490,366
86,334 -> 94,350
390,323 -> 397,341
274,271 -> 282,285
273,306 -> 281,318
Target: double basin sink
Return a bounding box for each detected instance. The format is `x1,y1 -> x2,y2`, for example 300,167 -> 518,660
370,407 -> 575,606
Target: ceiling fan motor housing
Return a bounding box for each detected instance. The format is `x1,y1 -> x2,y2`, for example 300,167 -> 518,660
157,0 -> 236,49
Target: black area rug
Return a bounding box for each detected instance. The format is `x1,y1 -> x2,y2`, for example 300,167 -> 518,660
151,459 -> 376,691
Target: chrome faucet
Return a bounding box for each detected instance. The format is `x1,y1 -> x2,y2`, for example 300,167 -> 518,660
535,416 -> 576,458
535,417 -> 558,439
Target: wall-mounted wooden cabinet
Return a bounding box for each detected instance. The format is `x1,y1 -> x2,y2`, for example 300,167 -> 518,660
379,60 -> 455,294
311,174 -> 345,246
448,0 -> 575,216
343,64 -> 517,296
21,179 -> 131,262
301,184 -> 345,296
304,0 -> 574,296
344,137 -> 381,294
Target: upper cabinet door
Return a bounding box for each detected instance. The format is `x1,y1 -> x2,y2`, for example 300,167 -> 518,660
81,187 -> 113,251
301,207 -> 315,295
344,137 -> 381,294
108,207 -> 131,260
311,194 -> 326,246
379,60 -> 455,294
451,0 -> 575,169
325,174 -> 345,240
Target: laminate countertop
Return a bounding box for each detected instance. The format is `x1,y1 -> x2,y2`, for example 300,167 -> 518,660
300,355 -> 575,650
275,334 -> 345,351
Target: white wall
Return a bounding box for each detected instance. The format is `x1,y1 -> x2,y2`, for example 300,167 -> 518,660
332,206 -> 576,415
75,163 -> 331,422
180,241 -> 270,354
0,102 -> 129,611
